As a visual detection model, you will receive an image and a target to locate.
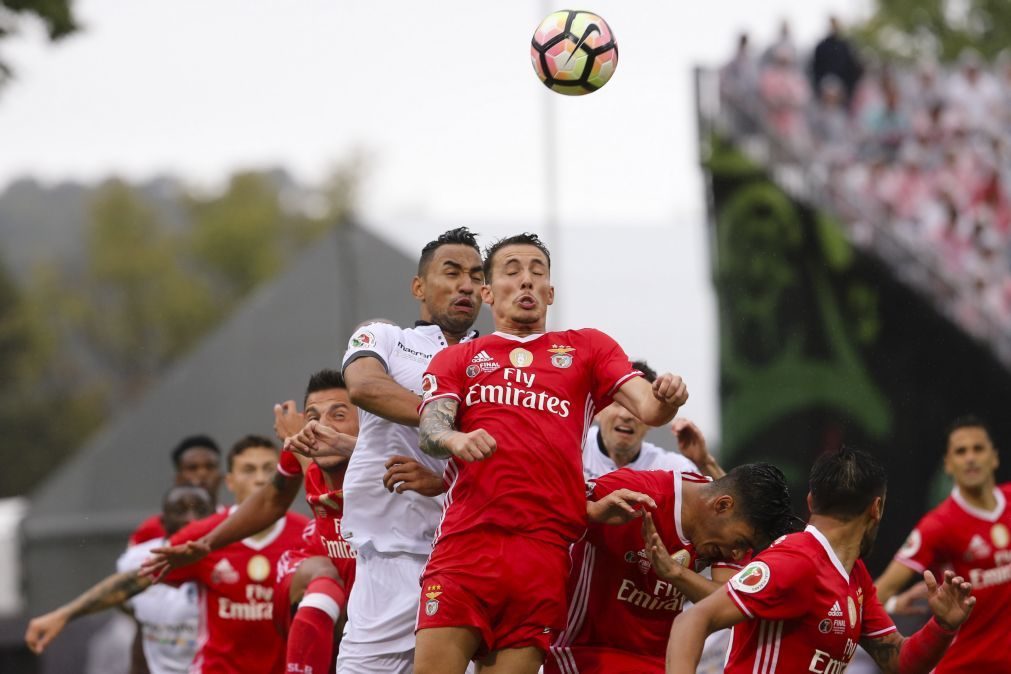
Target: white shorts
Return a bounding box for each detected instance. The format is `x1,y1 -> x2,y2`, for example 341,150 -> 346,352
336,546 -> 427,672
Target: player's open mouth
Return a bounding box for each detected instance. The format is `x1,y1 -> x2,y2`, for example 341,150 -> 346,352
614,425 -> 635,435
517,295 -> 536,309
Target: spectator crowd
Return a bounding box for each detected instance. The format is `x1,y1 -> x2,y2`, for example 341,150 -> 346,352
719,18 -> 1011,344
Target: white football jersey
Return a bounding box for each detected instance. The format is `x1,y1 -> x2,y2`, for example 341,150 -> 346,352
341,321 -> 478,555
581,425 -> 699,480
117,539 -> 199,674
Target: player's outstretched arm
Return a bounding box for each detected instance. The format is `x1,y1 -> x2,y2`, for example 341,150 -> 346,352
613,373 -> 688,428
643,512 -> 723,603
418,397 -> 496,462
671,418 -> 725,478
144,471 -> 302,577
344,357 -> 425,427
24,570 -> 152,654
861,570 -> 975,674
667,585 -> 746,674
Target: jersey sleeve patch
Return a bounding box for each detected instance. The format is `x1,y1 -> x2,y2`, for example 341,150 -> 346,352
730,560 -> 771,594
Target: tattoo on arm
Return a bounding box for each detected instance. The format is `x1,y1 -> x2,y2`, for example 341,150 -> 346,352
68,571 -> 152,619
861,634 -> 904,672
419,398 -> 459,459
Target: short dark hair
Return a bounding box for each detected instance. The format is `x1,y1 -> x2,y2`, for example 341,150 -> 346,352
304,368 -> 346,406
944,414 -> 993,450
171,434 -> 220,468
483,232 -> 551,281
162,483 -> 213,510
630,360 -> 657,383
227,434 -> 277,472
418,227 -> 481,276
809,446 -> 887,519
718,463 -> 797,548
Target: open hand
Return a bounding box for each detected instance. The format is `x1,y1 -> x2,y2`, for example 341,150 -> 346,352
140,539 -> 211,581
587,488 -> 657,525
925,569 -> 975,631
273,401 -> 305,442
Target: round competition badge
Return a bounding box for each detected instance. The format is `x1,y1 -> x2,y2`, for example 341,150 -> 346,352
509,348 -> 534,368
730,561 -> 770,594
992,523 -> 1010,549
247,554 -> 271,583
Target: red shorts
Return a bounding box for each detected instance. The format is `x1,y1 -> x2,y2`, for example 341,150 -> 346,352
545,646 -> 664,674
416,528 -> 570,657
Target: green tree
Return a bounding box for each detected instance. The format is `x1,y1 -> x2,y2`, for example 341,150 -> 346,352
76,179 -> 217,396
0,254 -> 102,496
857,0 -> 1011,62
1,0 -> 78,85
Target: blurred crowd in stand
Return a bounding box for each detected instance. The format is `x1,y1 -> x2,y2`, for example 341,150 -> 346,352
719,17 -> 1011,342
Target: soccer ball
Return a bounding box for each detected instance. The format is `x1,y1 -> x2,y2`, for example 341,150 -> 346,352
530,10 -> 618,95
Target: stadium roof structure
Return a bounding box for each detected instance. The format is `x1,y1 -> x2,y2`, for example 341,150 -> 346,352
20,222 -> 493,670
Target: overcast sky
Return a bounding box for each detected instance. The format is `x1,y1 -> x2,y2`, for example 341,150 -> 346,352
0,0 -> 866,444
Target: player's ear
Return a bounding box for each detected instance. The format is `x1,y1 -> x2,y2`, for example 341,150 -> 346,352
480,284 -> 494,305
868,495 -> 884,523
715,494 -> 734,515
411,276 -> 425,302
547,284 -> 555,306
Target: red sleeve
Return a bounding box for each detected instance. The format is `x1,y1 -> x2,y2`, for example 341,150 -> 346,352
584,329 -> 641,411
169,512 -> 228,546
128,514 -> 165,546
589,468 -> 670,502
893,514 -> 942,574
857,562 -> 897,639
725,545 -> 812,621
419,345 -> 467,410
277,449 -> 304,477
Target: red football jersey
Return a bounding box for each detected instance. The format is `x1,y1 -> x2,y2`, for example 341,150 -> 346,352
129,513 -> 166,546
548,469 -> 709,674
303,462 -> 356,583
421,329 -> 641,548
724,526 -> 896,674
893,484 -> 1011,673
163,511 -> 309,674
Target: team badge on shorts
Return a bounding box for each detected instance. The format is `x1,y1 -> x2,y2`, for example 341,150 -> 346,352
351,331 -> 375,348
730,561 -> 770,594
424,585 -> 442,616
247,555 -> 272,583
548,345 -> 575,368
509,348 -> 533,368
992,523 -> 1010,549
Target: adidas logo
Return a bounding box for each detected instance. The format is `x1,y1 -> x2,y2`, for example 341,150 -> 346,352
471,351 -> 493,363
828,601 -> 843,617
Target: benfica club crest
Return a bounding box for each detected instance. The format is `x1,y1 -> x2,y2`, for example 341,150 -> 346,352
548,345 -> 575,369
424,584 -> 442,616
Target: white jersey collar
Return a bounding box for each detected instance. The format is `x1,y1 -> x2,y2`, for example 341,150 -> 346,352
952,486 -> 1006,522
673,472 -> 691,547
412,322 -> 479,343
805,524 -> 849,582
492,331 -> 546,343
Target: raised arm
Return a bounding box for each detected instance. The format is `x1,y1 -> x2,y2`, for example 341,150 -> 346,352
667,585 -> 747,674
418,397 -> 496,462
671,417 -> 725,479
344,357 -> 423,427
25,570 -> 152,654
612,373 -> 688,428
861,570 -> 974,674
145,471 -> 301,576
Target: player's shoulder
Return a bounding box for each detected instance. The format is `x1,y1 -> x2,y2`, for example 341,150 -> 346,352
565,327 -> 617,345
349,319 -> 403,345
285,511 -> 312,529
756,530 -> 819,566
129,513 -> 166,545
171,511 -> 229,545
639,441 -> 700,473
117,537 -> 165,572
